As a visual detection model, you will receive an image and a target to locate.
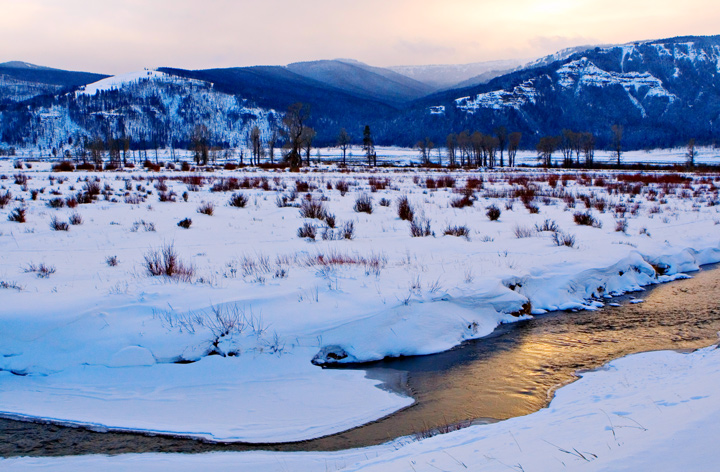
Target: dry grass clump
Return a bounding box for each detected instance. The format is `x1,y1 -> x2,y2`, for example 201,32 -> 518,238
410,216 -> 433,237
450,195 -> 473,208
131,220 -> 156,232
197,202 -> 215,215
304,250 -> 387,276
368,177 -> 389,192
615,218 -> 628,233
335,180 -> 350,196
573,211 -> 602,228
50,216 -> 69,231
513,225 -> 535,238
229,193 -> 248,208
298,222 -> 317,240
7,206 -> 26,223
299,199 -> 327,220
47,197 -> 65,209
551,231 -> 576,247
0,190 -> 12,208
354,194 -> 373,214
443,225 -> 470,239
24,263 -> 56,278
535,219 -> 559,232
177,217 -> 192,229
144,243 -> 195,281
485,204 -> 501,221
69,212 -> 83,225
397,196 -> 414,221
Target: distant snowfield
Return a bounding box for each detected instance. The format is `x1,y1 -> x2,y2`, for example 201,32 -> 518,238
0,157 -> 719,467
76,70 -> 175,96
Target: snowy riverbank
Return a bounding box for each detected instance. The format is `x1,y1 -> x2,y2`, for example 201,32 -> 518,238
3,345 -> 719,471
1,160 -> 719,444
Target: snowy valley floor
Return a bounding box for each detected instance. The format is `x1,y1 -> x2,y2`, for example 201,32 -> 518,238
0,158 -> 719,469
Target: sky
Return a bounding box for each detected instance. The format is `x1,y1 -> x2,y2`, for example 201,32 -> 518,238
0,0 -> 718,74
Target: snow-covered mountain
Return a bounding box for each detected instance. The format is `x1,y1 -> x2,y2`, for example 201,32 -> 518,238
1,70 -> 279,152
287,59 -> 433,104
2,35 -> 720,150
413,35 -> 720,148
0,62 -> 107,104
389,59 -> 525,90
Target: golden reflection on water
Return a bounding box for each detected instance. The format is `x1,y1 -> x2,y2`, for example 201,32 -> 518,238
332,266 -> 720,446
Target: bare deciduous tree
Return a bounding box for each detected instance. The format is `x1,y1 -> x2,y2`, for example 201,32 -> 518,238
612,124 -> 623,165
508,132 -> 521,167
494,126 -> 507,167
686,138 -> 696,167
537,136 -> 560,167
282,102 -> 310,168
446,133 -> 457,167
337,128 -> 351,165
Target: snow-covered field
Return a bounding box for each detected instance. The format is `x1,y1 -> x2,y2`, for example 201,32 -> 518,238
0,157 -> 719,468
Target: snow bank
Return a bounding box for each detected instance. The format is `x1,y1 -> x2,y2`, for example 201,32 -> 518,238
3,346 -> 718,471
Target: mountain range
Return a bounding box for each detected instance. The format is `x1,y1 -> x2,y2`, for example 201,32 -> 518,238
1,34 -> 719,153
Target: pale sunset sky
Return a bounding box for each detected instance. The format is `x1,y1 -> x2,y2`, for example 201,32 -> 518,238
0,0 -> 717,74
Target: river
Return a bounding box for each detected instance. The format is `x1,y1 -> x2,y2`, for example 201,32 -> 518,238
1,265 -> 718,457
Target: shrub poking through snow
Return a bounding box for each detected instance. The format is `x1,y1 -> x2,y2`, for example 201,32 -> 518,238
335,180 -> 349,196
341,221 -> 355,240
535,219 -> 559,232
397,196 -> 414,221
573,211 -> 602,227
68,212 -> 83,225
50,216 -> 69,231
51,160 -> 75,172
229,193 -> 248,208
0,280 -> 23,291
158,191 -> 176,202
7,206 -> 26,223
525,203 -> 540,214
444,225 -> 470,239
486,204 -> 501,221
298,222 -> 316,240
0,190 -> 12,208
131,220 -> 156,232
379,197 -> 391,207
513,225 -> 535,238
47,197 -> 65,209
354,194 -> 373,214
144,243 -> 194,281
615,218 -> 628,233
197,202 -> 214,215
551,231 -> 576,247
450,195 -> 473,208
24,263 -> 55,278
106,255 -> 119,267
410,216 -> 433,237
177,218 -> 192,229
299,199 -> 327,220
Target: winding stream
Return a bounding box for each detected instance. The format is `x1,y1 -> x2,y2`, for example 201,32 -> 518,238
1,265 -> 719,457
